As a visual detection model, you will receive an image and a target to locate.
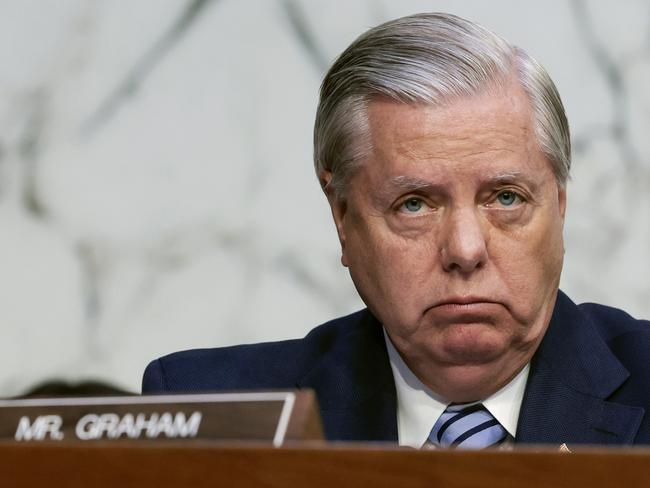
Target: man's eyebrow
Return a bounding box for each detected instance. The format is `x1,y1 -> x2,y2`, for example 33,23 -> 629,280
385,172 -> 538,191
484,171 -> 540,189
386,175 -> 443,192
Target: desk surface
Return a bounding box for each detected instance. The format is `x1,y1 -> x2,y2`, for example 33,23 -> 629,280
3,441 -> 650,487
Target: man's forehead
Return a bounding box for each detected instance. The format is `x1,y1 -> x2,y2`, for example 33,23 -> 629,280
368,96 -> 533,151
362,150 -> 552,199
352,100 -> 560,204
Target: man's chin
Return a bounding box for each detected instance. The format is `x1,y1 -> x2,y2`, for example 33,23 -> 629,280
436,325 -> 507,364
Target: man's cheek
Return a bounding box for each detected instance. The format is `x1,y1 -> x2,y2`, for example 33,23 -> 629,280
494,248 -> 540,297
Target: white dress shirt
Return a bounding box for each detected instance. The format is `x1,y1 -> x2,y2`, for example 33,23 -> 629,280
384,329 -> 530,448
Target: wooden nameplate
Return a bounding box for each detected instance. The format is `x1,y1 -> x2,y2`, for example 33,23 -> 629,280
0,390 -> 323,446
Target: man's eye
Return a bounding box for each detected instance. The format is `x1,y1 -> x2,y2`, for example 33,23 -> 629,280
496,191 -> 519,206
402,198 -> 424,213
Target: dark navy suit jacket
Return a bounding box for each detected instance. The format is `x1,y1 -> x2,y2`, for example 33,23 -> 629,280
142,291 -> 650,445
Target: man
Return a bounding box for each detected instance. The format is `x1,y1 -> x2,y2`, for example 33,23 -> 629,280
143,13 -> 650,447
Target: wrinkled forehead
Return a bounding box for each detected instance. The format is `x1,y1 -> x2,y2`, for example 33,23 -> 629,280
367,83 -> 536,154
358,87 -> 559,190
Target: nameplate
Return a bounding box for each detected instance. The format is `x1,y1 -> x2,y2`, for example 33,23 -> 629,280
0,391 -> 323,446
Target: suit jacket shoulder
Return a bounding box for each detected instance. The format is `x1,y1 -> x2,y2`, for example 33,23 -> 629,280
581,302 -> 650,420
142,308 -> 398,441
142,309 -> 370,393
580,301 -> 650,344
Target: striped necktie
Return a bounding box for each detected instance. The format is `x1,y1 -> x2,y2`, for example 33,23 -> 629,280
429,403 -> 508,449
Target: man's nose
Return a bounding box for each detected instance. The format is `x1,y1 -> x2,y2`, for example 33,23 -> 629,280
440,208 -> 488,274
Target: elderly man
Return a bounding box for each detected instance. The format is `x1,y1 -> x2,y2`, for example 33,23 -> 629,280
143,13 -> 650,447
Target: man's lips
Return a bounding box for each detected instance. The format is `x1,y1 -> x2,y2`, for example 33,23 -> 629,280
434,296 -> 501,306
429,298 -> 505,322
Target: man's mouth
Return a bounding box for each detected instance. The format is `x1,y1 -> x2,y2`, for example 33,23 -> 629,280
430,298 -> 504,323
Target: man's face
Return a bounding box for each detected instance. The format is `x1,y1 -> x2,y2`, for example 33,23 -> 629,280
325,82 -> 566,401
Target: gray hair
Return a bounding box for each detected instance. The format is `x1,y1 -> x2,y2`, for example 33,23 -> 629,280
314,12 -> 571,199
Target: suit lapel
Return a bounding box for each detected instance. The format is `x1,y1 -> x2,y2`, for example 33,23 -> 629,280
517,291 -> 645,445
297,311 -> 398,441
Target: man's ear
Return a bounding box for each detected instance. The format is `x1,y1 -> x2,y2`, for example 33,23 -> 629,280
558,185 -> 567,221
320,170 -> 349,267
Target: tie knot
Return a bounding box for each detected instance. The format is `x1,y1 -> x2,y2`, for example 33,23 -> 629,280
429,403 -> 508,449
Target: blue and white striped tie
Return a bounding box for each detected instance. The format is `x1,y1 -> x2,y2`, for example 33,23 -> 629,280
429,403 -> 508,449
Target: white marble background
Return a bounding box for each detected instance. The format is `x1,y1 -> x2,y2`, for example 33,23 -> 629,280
0,0 -> 648,396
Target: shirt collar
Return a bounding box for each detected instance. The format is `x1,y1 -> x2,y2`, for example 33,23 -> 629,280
384,328 -> 529,448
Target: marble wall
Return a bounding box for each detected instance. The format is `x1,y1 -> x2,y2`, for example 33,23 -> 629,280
1,0 -> 648,396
